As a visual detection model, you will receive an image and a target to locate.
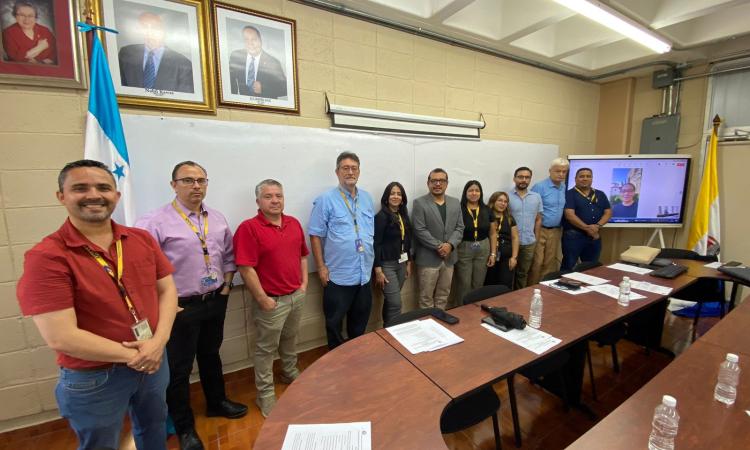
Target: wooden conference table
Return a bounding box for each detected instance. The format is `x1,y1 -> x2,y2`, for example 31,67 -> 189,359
255,261 -> 734,449
569,295 -> 750,450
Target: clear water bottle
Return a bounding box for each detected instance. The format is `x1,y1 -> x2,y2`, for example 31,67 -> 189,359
714,353 -> 740,405
617,276 -> 631,307
529,289 -> 543,329
648,395 -> 679,450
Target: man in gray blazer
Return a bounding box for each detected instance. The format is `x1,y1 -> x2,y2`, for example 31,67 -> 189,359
411,168 -> 464,310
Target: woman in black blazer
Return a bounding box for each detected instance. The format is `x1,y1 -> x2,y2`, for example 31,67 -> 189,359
374,182 -> 412,325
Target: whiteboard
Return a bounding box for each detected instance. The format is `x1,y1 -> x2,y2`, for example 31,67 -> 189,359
123,115 -> 557,245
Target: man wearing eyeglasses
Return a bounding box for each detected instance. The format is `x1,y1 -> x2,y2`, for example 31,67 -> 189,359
309,152 -> 375,349
136,161 -> 246,450
411,168 -> 464,310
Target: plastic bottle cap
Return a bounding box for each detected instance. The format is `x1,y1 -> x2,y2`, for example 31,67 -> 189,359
662,395 -> 677,407
727,353 -> 739,363
623,276 -> 630,282
533,289 -> 540,294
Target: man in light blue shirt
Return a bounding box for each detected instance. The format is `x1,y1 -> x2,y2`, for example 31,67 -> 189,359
309,152 -> 375,349
528,157 -> 569,285
508,167 -> 542,289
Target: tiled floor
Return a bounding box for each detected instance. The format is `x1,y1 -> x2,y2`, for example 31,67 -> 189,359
0,312 -> 720,450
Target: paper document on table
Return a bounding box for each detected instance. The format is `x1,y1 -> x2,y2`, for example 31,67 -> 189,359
607,263 -> 653,275
563,272 -> 609,286
482,323 -> 561,354
629,280 -> 672,295
704,261 -> 722,269
588,284 -> 647,301
281,422 -> 371,450
539,279 -> 592,295
386,318 -> 463,354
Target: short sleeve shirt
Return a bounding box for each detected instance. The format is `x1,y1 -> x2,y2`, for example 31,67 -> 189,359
563,188 -> 611,230
531,178 -> 566,227
508,189 -> 543,245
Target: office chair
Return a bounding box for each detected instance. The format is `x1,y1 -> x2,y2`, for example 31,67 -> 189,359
573,260 -> 602,272
387,307 -> 503,450
541,270 -> 570,282
656,248 -> 724,341
463,284 -> 512,305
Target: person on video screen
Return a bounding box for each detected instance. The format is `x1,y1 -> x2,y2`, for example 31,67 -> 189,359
612,183 -> 638,218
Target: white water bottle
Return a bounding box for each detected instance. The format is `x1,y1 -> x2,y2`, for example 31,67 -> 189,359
714,353 -> 740,405
529,289 -> 543,329
648,395 -> 679,450
617,276 -> 631,307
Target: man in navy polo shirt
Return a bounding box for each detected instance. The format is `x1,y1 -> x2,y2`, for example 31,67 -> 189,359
234,179 -> 309,418
562,168 -> 612,271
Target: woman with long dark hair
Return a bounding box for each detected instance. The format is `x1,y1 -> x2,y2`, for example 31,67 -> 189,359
374,181 -> 412,324
453,180 -> 496,304
484,191 -> 519,289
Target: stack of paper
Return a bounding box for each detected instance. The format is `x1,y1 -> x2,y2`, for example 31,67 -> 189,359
607,263 -> 653,275
588,284 -> 647,301
629,280 -> 672,295
563,272 -> 609,285
281,422 -> 371,450
386,318 -> 464,354
539,279 -> 592,295
482,323 -> 561,354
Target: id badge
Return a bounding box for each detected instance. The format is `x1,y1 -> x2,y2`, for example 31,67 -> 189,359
201,271 -> 219,288
355,239 -> 365,253
470,241 -> 481,252
398,252 -> 408,264
131,319 -> 153,341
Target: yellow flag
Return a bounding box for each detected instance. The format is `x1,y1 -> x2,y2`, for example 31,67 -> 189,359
687,119 -> 720,254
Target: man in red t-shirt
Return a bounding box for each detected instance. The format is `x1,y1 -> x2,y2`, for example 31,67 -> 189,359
233,179 -> 309,418
16,160 -> 178,450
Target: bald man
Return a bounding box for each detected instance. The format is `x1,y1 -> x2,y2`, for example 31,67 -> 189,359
118,12 -> 194,93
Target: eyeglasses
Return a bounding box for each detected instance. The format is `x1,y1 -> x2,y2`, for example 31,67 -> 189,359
429,179 -> 448,185
15,13 -> 36,19
174,177 -> 209,186
338,165 -> 359,173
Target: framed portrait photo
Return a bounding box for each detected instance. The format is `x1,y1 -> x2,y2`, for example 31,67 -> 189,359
0,0 -> 86,89
95,0 -> 215,113
212,2 -> 298,114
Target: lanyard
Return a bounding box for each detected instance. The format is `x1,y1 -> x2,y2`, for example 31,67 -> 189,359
575,187 -> 596,204
468,207 -> 479,241
85,240 -> 141,323
396,213 -> 406,251
172,200 -> 212,273
338,190 -> 360,235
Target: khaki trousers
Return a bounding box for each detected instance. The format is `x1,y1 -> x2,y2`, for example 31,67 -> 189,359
418,262 -> 454,310
527,227 -> 562,285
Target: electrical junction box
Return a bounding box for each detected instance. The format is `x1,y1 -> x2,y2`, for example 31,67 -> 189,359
653,68 -> 678,88
640,114 -> 680,154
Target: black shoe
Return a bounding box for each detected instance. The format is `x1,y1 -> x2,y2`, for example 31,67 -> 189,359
206,399 -> 248,419
178,429 -> 204,450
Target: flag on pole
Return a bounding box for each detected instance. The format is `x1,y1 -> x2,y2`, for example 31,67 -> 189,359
77,22 -> 134,225
687,115 -> 721,255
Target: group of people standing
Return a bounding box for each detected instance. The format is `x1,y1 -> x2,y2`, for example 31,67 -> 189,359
15,151 -> 613,450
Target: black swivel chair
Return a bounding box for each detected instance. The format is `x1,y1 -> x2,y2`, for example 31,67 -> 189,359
656,248 -> 725,341
386,306 -> 503,450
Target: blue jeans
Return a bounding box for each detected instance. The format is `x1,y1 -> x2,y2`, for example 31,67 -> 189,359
561,229 -> 602,271
55,361 -> 169,450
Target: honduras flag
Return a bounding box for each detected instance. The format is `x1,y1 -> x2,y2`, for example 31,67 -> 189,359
77,22 -> 134,225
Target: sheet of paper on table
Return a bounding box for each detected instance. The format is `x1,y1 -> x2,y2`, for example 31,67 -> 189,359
629,280 -> 672,295
607,263 -> 653,275
563,271 -> 610,286
281,422 -> 372,450
482,323 -> 561,354
539,279 -> 593,295
704,261 -> 722,269
386,318 -> 464,354
588,284 -> 647,301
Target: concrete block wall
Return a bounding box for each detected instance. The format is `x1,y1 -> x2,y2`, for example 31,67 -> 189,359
0,0 -> 599,430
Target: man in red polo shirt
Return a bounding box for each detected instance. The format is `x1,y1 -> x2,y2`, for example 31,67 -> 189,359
16,160 -> 178,450
233,179 -> 308,418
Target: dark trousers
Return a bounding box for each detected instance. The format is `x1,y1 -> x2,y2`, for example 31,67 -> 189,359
561,229 -> 602,271
167,291 -> 229,434
323,281 -> 373,349
484,255 -> 514,290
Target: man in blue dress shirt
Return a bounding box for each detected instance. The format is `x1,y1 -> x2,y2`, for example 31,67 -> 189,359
309,152 -> 375,349
508,167 -> 543,289
528,157 -> 569,285
562,168 -> 612,271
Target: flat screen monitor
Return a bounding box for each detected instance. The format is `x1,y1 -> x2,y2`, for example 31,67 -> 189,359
566,154 -> 692,228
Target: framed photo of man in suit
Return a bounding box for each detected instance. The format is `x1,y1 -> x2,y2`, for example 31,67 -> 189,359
212,2 -> 298,114
95,0 -> 215,113
0,0 -> 86,89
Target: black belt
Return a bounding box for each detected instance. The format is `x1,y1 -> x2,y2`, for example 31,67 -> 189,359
269,289 -> 298,297
542,226 -> 561,230
179,286 -> 221,303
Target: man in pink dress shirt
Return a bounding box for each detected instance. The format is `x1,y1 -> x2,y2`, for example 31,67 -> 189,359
136,161 -> 246,450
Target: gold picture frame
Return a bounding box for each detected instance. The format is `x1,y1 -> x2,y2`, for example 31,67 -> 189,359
0,0 -> 87,89
212,2 -> 299,114
93,0 -> 215,113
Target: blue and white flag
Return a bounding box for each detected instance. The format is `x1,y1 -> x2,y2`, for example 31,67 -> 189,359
78,22 -> 134,225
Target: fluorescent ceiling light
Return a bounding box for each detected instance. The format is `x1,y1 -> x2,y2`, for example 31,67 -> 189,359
555,0 -> 672,53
